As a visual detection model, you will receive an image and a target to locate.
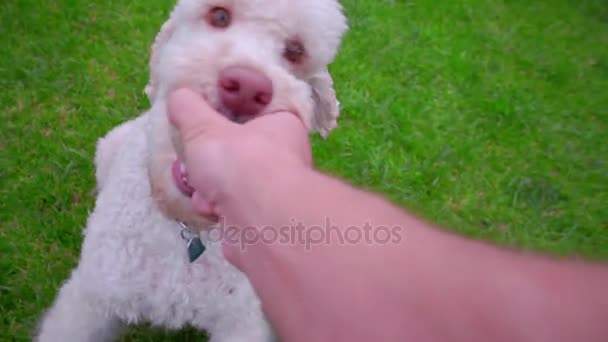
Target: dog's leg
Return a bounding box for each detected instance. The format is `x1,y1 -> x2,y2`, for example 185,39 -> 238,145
35,271 -> 123,342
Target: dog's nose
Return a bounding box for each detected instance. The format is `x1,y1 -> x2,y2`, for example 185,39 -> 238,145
219,66 -> 273,120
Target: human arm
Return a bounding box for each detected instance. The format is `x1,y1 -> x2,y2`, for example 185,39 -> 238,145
168,88 -> 608,342
222,165 -> 608,342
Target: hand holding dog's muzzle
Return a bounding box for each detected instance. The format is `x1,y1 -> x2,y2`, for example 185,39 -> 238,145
167,88 -> 312,219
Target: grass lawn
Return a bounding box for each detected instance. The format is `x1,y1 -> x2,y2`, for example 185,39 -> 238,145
1,0 -> 607,340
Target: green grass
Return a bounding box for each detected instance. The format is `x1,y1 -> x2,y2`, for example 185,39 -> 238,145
1,0 -> 607,340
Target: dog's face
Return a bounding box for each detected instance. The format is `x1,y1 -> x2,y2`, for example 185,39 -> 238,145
147,0 -> 348,134
145,0 -> 348,228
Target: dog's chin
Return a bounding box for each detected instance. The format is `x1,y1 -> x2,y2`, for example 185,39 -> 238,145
159,94 -> 301,229
167,89 -> 300,195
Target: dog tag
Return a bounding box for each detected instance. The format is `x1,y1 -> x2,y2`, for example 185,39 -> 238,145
187,237 -> 206,263
179,221 -> 206,263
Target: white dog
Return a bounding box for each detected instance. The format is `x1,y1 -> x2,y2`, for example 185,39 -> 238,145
36,0 -> 347,341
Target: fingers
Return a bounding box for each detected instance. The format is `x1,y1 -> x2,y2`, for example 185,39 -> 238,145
192,191 -> 218,221
167,88 -> 230,143
247,112 -> 308,146
249,112 -> 313,166
250,110 -> 306,131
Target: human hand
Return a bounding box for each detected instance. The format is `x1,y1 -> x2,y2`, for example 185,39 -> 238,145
167,88 -> 312,220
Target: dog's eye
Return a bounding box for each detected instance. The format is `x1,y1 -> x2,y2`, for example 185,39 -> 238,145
284,40 -> 306,64
207,7 -> 231,28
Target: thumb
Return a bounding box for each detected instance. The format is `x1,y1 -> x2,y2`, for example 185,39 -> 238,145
167,88 -> 229,143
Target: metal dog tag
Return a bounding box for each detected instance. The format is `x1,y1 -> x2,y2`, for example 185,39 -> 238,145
179,221 -> 206,263
187,237 -> 206,263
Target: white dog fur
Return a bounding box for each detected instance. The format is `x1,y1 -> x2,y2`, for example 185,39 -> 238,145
35,0 -> 347,341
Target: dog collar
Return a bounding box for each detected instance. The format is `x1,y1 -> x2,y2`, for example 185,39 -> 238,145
179,221 -> 206,262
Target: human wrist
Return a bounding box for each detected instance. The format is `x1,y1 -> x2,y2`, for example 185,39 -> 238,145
218,162 -> 315,266
216,159 -> 315,225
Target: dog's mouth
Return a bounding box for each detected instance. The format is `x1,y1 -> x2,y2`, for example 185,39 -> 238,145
169,93 -> 295,197
171,160 -> 194,197
168,100 -> 244,198
169,110 -> 251,198
216,106 -> 259,124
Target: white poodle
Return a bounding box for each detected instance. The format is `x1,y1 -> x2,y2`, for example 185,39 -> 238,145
35,0 -> 347,341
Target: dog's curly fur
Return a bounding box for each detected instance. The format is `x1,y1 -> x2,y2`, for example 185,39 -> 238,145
35,0 -> 347,341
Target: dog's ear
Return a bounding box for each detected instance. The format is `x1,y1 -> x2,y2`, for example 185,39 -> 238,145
144,9 -> 178,103
308,69 -> 341,138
